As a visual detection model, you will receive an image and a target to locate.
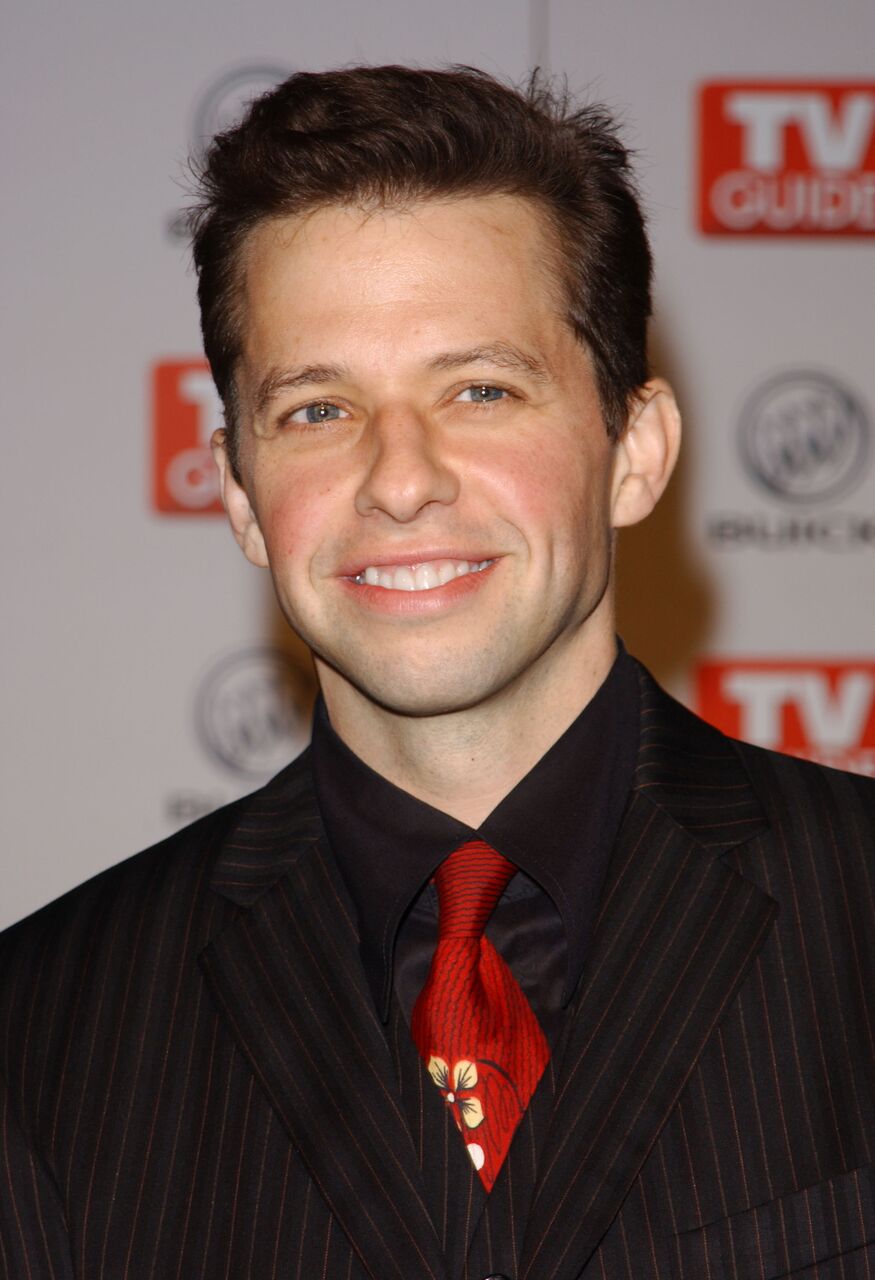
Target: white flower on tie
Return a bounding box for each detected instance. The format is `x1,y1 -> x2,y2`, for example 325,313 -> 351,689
426,1056 -> 485,1129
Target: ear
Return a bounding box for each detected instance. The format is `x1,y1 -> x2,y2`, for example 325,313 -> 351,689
211,429 -> 269,568
610,379 -> 681,529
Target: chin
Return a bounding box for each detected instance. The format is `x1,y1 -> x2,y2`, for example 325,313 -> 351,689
320,650 -> 517,720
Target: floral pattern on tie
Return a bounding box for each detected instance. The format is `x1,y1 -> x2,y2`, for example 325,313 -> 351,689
427,1056 -> 487,1169
427,1057 -> 485,1128
412,841 -> 550,1189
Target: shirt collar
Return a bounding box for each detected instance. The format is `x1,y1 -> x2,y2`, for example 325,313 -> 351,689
311,644 -> 639,1020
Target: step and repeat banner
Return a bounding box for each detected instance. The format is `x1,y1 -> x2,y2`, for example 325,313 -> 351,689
3,0 -> 873,928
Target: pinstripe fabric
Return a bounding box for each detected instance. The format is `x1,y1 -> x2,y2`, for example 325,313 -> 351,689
0,784 -> 380,1280
1,664 -> 873,1278
200,835 -> 446,1280
581,684 -> 875,1280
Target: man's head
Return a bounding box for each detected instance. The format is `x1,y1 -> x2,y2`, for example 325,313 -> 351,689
190,65 -> 653,480
189,66 -> 679,744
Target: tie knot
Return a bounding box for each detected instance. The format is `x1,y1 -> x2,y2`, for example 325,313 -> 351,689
434,840 -> 515,939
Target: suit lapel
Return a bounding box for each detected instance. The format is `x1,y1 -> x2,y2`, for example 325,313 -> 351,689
200,756 -> 447,1280
519,670 -> 778,1280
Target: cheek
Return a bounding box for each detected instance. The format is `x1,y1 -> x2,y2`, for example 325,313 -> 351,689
255,469 -> 339,564
491,439 -> 603,533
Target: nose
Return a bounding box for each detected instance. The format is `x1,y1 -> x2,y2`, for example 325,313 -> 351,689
354,409 -> 460,522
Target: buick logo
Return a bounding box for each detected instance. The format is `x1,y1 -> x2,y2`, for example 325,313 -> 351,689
166,64 -> 290,240
191,63 -> 290,157
739,371 -> 869,504
195,648 -> 311,779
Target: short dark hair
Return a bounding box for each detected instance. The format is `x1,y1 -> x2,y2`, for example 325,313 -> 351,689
189,65 -> 652,478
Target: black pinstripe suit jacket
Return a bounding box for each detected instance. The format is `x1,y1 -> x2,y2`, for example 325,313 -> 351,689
2,666 -> 873,1279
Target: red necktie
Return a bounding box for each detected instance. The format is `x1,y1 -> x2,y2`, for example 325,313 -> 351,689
411,840 -> 550,1191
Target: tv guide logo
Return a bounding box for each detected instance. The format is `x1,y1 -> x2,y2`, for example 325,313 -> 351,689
152,360 -> 223,515
696,660 -> 875,777
698,82 -> 875,235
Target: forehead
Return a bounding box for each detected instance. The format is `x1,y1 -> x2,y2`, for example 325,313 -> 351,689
238,194 -> 568,357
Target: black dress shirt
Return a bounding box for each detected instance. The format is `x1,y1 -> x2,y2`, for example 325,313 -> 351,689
311,646 -> 639,1044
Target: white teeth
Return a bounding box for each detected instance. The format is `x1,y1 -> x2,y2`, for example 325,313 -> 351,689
414,563 -> 439,590
355,557 -> 493,591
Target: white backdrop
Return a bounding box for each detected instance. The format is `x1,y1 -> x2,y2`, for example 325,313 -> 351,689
3,0 -> 873,929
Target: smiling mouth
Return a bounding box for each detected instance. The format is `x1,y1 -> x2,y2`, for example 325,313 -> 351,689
353,559 -> 494,591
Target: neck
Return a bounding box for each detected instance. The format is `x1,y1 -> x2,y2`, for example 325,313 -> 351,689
318,632 -> 617,827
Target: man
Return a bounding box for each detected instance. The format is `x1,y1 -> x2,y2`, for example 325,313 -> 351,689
1,66 -> 872,1280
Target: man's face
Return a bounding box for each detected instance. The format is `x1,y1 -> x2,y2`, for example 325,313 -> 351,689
219,195 -> 651,722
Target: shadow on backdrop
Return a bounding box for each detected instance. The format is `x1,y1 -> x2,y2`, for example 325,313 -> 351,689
615,327 -> 715,690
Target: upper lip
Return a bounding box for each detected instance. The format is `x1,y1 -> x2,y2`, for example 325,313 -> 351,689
336,549 -> 497,576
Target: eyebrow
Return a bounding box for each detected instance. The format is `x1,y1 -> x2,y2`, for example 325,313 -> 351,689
427,343 -> 552,385
254,364 -> 349,416
253,341 -> 552,415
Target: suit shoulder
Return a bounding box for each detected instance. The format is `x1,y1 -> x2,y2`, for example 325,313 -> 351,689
725,737 -> 875,906
733,734 -> 875,816
636,658 -> 875,805
1,794 -> 240,956
0,751 -> 315,985
633,662 -> 875,864
0,754 -> 317,1103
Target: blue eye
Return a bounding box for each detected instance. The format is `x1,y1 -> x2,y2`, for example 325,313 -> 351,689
459,385 -> 506,404
290,401 -> 345,424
